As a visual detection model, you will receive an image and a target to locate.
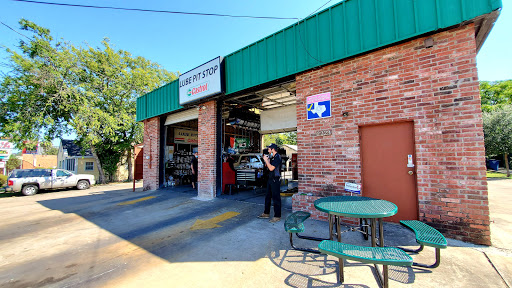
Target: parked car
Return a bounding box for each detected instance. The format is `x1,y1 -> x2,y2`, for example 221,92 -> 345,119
232,153 -> 265,187
233,153 -> 264,170
6,169 -> 96,196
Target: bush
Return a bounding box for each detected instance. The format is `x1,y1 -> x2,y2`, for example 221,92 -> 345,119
0,175 -> 7,187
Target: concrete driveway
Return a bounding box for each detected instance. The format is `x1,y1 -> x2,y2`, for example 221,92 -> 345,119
0,180 -> 510,287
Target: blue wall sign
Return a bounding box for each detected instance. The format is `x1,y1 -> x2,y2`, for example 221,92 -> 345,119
307,92 -> 331,120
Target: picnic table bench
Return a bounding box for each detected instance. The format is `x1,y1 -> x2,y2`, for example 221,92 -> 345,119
319,240 -> 413,288
399,220 -> 447,268
284,211 -> 328,254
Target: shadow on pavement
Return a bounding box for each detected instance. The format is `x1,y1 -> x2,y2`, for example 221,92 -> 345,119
31,185 -> 430,287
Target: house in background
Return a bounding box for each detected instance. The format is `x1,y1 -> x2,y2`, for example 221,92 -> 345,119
22,154 -> 57,169
281,144 -> 297,159
21,140 -> 57,169
58,140 -> 99,179
57,139 -> 131,181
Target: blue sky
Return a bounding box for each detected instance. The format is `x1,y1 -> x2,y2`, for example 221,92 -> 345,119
0,0 -> 510,147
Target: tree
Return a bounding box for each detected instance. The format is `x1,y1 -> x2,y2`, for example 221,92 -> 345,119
0,20 -> 177,183
480,80 -> 512,112
0,20 -> 79,149
263,132 -> 297,147
482,105 -> 512,177
71,39 -> 171,182
40,142 -> 58,155
6,154 -> 21,172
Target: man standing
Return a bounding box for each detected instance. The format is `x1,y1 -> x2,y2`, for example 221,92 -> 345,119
191,150 -> 198,189
258,143 -> 282,223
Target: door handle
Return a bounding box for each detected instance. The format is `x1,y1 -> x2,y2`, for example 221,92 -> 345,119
408,171 -> 414,175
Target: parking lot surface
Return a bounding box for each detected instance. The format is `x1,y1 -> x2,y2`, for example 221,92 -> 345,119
0,181 -> 510,287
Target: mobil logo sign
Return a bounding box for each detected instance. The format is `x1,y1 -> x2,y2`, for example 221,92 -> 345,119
307,92 -> 331,120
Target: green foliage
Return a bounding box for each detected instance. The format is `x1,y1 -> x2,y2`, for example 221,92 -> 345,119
0,20 -> 80,148
486,171 -> 512,179
94,140 -> 124,182
263,132 -> 297,147
6,154 -> 21,171
0,19 -> 177,183
483,105 -> 512,176
480,80 -> 512,112
40,142 -> 58,155
0,175 -> 7,187
483,105 -> 512,156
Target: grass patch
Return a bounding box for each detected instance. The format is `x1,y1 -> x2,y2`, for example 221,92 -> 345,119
487,171 -> 512,179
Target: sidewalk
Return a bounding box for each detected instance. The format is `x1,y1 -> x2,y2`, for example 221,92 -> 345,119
1,180 -> 509,287
109,180 -> 511,288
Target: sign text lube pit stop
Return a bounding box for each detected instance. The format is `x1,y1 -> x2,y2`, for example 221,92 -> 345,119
179,57 -> 223,105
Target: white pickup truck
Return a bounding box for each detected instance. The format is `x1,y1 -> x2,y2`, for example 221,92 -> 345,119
7,169 -> 96,196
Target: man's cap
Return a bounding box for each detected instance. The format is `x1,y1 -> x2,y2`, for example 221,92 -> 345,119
267,143 -> 279,150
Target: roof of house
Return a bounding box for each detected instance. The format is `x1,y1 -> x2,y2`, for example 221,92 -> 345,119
61,139 -> 93,157
283,144 -> 297,152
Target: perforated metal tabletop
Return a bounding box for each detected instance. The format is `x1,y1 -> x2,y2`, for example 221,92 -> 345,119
314,196 -> 397,219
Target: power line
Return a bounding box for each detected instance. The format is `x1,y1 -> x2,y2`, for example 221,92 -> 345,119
7,0 -> 338,65
11,0 -> 299,20
304,0 -> 335,19
1,20 -> 31,40
295,0 -> 335,64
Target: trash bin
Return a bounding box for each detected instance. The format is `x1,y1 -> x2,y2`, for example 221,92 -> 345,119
489,160 -> 500,171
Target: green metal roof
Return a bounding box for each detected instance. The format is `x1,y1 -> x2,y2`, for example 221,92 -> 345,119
137,0 -> 502,122
136,79 -> 179,122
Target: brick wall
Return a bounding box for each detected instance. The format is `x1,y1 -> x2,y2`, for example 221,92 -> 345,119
197,100 -> 217,199
293,24 -> 490,245
143,117 -> 160,191
22,154 -> 57,169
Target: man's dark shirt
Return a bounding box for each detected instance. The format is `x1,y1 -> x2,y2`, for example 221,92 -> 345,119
191,157 -> 198,172
268,153 -> 282,182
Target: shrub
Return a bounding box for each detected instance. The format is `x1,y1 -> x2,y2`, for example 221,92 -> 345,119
0,175 -> 7,187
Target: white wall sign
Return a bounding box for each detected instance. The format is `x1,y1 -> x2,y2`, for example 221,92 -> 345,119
0,140 -> 13,160
345,182 -> 361,194
179,57 -> 223,105
0,141 -> 13,149
174,128 -> 198,144
407,154 -> 415,167
0,162 -> 5,169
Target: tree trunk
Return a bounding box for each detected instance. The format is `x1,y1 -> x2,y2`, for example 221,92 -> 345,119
127,148 -> 133,181
505,152 -> 510,177
90,144 -> 106,184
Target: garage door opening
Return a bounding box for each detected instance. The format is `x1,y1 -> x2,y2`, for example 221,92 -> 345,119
161,116 -> 198,190
218,80 -> 298,209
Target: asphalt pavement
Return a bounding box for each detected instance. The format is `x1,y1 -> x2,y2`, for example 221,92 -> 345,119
0,180 -> 510,288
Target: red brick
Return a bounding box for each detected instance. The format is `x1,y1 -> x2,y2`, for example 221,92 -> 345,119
293,24 -> 490,245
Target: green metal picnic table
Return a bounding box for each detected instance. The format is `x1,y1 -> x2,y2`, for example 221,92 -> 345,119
314,196 -> 398,247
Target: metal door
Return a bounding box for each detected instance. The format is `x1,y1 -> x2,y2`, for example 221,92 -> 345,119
360,121 -> 418,222
134,146 -> 144,180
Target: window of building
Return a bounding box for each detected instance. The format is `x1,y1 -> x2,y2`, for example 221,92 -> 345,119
65,159 -> 75,172
57,170 -> 72,177
85,162 -> 94,171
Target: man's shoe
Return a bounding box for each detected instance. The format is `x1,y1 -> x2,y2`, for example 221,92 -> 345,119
269,217 -> 281,223
257,213 -> 270,219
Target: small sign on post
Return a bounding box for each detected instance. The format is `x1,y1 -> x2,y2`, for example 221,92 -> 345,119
345,182 -> 361,194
